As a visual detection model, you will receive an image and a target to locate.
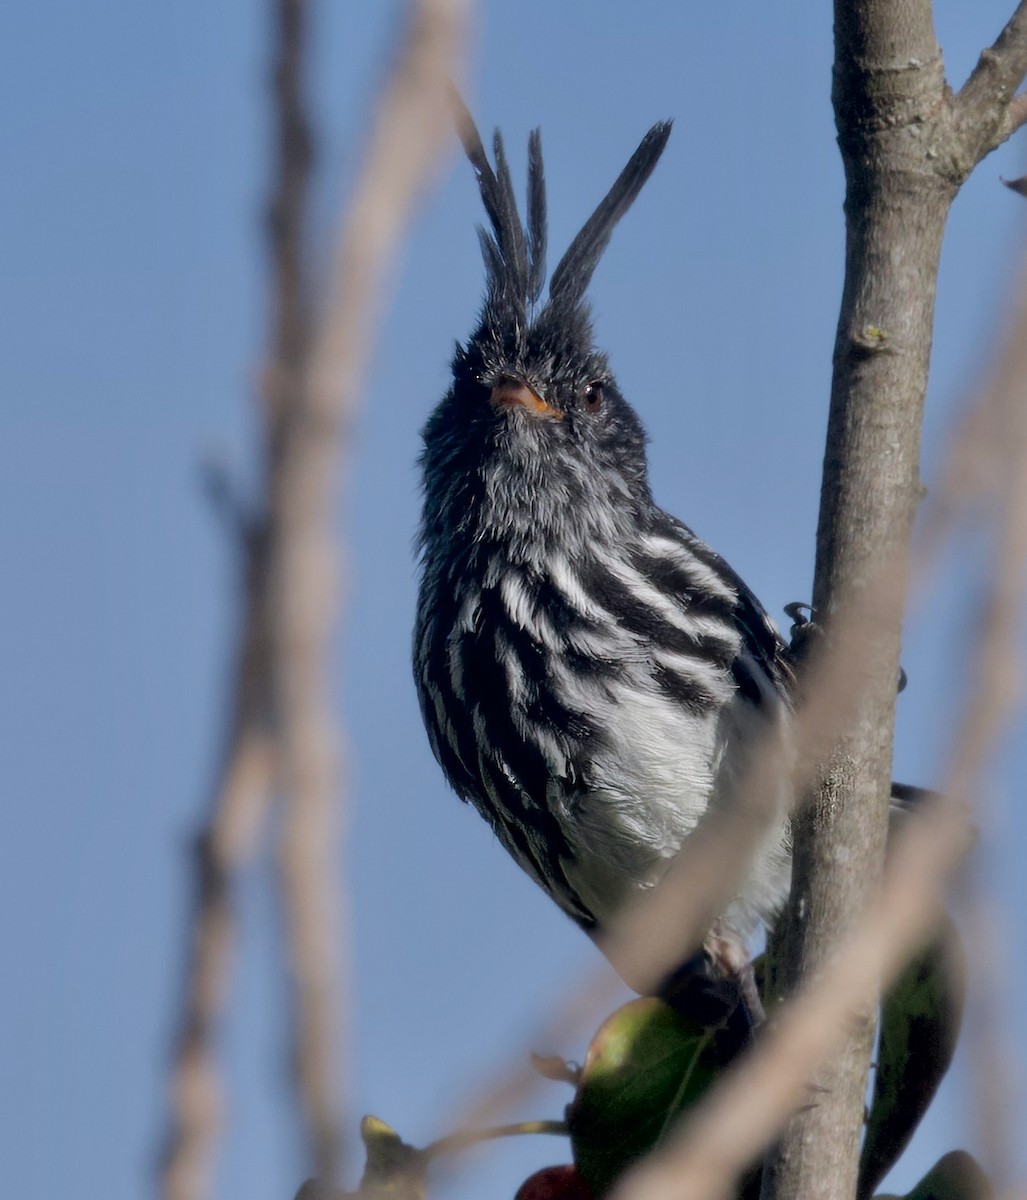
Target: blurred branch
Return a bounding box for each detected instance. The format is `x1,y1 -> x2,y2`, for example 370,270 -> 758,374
941,283 -> 1027,805
262,0 -> 345,1184
159,2 -> 315,1194
160,724 -> 276,1200
615,240 -> 1027,1200
159,0 -> 467,1196
273,0 -> 467,1185
941,232 -> 1027,1197
616,801 -> 975,1200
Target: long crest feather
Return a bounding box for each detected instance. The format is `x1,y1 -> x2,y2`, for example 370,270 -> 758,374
452,94 -> 670,331
548,121 -> 672,309
452,93 -> 541,323
526,129 -> 547,305
491,130 -> 528,301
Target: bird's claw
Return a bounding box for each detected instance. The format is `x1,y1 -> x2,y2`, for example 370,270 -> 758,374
658,951 -> 763,1055
783,601 -> 824,669
783,601 -> 910,694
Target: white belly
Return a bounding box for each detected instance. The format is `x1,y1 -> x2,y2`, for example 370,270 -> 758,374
552,672 -> 793,945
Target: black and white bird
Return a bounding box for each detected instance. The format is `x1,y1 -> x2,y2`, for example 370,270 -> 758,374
412,109 -> 797,1002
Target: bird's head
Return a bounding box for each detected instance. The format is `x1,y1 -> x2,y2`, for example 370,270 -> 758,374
419,105 -> 672,557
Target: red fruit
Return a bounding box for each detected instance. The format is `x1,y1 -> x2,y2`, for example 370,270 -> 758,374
514,1164 -> 592,1200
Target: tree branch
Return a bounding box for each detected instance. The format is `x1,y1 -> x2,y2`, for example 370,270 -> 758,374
763,4 -> 976,1198
159,1 -> 467,1196
1005,89 -> 1027,137
158,2 -> 311,1190
160,726 -> 276,1200
954,1 -> 1027,158
261,0 -> 347,1186
272,0 -> 467,1187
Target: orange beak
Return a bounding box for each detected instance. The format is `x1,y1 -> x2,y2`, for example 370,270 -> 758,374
490,381 -> 563,420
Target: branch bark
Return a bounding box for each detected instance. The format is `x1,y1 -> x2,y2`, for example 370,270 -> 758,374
761,5 -> 1027,1200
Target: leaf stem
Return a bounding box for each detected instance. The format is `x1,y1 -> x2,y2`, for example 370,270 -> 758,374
422,1120 -> 569,1161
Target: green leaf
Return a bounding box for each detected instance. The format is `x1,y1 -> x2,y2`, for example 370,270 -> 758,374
568,998 -> 732,1197
874,1149 -> 992,1200
858,920 -> 966,1199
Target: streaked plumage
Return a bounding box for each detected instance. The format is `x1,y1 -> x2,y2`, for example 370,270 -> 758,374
413,107 -> 794,980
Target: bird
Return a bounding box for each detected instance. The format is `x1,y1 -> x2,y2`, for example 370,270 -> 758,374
412,105 -> 803,1017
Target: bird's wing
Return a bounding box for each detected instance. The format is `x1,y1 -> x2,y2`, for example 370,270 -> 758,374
652,513 -> 795,706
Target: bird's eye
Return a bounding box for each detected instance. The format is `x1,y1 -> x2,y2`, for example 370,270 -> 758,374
583,382 -> 604,413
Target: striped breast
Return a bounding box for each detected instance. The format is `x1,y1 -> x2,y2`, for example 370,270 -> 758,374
413,513 -> 777,930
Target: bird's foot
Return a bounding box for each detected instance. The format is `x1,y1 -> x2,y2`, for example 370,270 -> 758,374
784,600 -> 908,692
783,601 -> 823,669
657,945 -> 763,1056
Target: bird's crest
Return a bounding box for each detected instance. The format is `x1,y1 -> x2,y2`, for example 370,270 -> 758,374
452,96 -> 672,336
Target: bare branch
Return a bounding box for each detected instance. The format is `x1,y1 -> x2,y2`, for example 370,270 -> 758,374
1006,90 -> 1027,137
264,0 -> 314,424
955,2 -> 1027,158
989,90 -> 1027,154
272,0 -> 467,1187
160,1 -> 312,1193
160,0 -> 467,1195
831,0 -> 945,153
160,729 -> 276,1200
752,6 -> 965,1193
304,0 -> 469,419
759,2 -> 1025,1194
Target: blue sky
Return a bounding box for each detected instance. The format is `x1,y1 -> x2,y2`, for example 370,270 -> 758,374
2,3 -> 1025,1199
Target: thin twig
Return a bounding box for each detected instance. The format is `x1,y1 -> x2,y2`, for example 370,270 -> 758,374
945,240 -> 1027,1197
956,1 -> 1027,156
160,728 -> 276,1200
423,1120 -> 569,1161
1004,91 -> 1027,138
272,0 -> 467,1188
